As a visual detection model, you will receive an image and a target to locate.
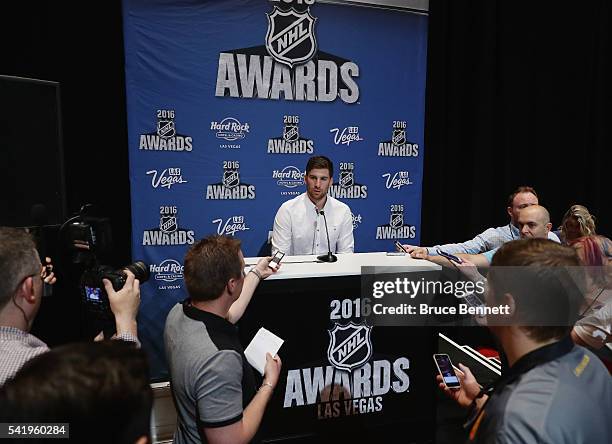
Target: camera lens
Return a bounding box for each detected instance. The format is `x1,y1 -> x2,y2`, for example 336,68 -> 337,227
125,261 -> 150,283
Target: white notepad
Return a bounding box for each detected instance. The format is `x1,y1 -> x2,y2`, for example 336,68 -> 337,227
244,327 -> 284,375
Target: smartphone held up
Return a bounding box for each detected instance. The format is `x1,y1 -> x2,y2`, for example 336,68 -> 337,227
433,354 -> 461,389
269,251 -> 285,270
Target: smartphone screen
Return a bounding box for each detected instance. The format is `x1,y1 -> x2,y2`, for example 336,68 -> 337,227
433,354 -> 461,389
269,251 -> 285,269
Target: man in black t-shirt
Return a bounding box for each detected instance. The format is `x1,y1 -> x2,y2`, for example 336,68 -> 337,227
164,235 -> 282,444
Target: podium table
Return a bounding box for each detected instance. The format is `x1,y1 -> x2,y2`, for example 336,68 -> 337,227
238,252 -> 440,443
247,251 -> 441,279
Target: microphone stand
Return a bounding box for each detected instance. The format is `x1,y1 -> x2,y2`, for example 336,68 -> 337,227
316,209 -> 337,263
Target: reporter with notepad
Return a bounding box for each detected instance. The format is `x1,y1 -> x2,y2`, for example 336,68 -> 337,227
164,235 -> 282,444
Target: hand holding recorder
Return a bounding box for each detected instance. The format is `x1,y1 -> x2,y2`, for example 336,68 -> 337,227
249,254 -> 282,282
268,251 -> 285,270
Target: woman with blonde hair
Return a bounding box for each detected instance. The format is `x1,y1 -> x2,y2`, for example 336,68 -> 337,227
560,204 -> 610,266
561,205 -> 612,363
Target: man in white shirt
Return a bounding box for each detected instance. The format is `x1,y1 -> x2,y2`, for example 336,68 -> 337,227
272,156 -> 354,256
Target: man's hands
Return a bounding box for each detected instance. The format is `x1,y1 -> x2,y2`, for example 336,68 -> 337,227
253,256 -> 280,280
227,257 -> 279,325
103,269 -> 140,337
41,257 -> 57,284
262,353 -> 282,390
453,257 -> 484,282
436,363 -> 481,409
397,244 -> 429,259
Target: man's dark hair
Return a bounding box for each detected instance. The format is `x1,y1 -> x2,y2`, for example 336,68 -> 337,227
184,235 -> 243,302
506,186 -> 538,207
489,238 -> 584,342
0,227 -> 40,309
0,341 -> 152,444
306,155 -> 333,178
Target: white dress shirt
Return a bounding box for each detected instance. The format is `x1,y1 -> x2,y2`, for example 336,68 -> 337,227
272,193 -> 354,256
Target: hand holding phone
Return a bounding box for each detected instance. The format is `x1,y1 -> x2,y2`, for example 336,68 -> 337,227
433,354 -> 461,389
436,249 -> 463,264
394,240 -> 409,253
268,251 -> 285,270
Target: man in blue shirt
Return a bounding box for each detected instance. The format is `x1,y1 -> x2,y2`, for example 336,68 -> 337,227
401,186 -> 559,258
420,205 -> 557,271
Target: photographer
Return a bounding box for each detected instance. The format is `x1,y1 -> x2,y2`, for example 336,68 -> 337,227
0,227 -> 140,385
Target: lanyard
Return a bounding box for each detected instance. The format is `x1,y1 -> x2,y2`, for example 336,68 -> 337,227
509,223 -> 519,240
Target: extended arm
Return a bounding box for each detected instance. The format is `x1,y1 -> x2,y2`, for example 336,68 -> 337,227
428,227 -> 507,255
226,257 -> 277,324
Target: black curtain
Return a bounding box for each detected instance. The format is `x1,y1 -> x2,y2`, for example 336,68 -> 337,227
422,0 -> 611,247
1,0 -> 610,344
3,0 -> 610,261
1,1 -> 131,266
1,1 -> 129,344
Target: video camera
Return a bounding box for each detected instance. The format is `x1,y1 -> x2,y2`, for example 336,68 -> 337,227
81,261 -> 149,320
59,204 -> 149,326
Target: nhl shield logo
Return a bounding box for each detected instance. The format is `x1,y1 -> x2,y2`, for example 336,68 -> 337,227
339,171 -> 354,188
266,7 -> 317,68
392,129 -> 406,147
222,170 -> 240,189
283,124 -> 300,142
157,120 -> 176,139
159,216 -> 177,233
390,211 -> 404,228
327,322 -> 372,372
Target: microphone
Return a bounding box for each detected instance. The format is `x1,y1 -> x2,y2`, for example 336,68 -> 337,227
316,209 -> 338,263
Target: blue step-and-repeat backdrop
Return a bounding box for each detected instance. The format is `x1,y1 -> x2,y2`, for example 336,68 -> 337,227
123,0 -> 428,378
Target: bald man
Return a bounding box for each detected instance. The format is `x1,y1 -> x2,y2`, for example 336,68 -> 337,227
420,205 -> 556,268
